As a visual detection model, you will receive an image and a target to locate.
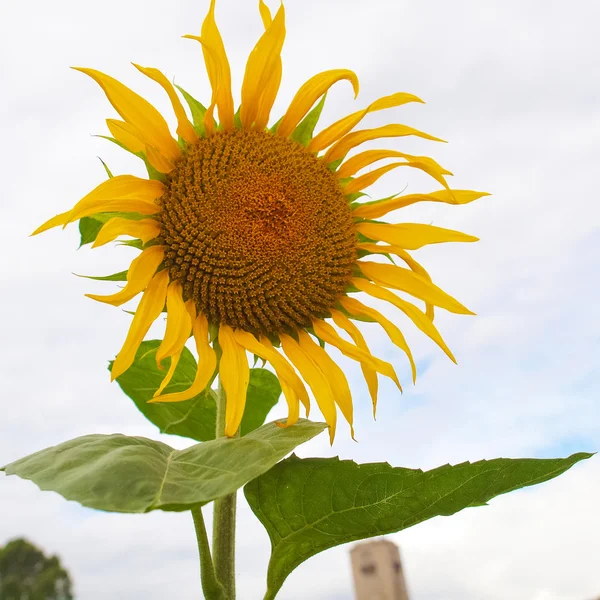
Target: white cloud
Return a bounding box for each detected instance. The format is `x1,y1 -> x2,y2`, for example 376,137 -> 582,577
1,0 -> 599,598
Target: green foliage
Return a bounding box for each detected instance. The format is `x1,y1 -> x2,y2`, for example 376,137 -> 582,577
176,85 -> 208,136
244,452 -> 592,599
77,210 -> 148,247
97,135 -> 165,181
1,422 -> 326,514
289,94 -> 327,146
0,538 -> 73,600
75,270 -> 128,282
78,217 -> 103,247
239,369 -> 281,436
113,340 -> 282,441
98,157 -> 113,178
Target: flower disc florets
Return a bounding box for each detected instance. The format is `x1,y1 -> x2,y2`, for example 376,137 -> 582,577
158,129 -> 357,335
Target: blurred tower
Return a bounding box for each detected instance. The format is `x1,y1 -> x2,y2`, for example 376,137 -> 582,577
350,539 -> 410,600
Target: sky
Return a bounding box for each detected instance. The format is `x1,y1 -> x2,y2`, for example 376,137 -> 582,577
1,0 -> 600,599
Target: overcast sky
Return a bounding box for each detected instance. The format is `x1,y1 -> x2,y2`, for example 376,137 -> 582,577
1,0 -> 600,598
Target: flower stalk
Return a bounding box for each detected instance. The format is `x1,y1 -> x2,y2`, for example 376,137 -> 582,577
212,379 -> 238,598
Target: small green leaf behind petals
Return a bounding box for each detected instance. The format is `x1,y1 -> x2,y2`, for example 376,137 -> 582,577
290,94 -> 327,146
113,341 -> 282,442
79,212 -> 151,247
175,85 -> 209,136
1,421 -> 327,513
97,135 -> 165,182
75,270 -> 128,282
78,217 -> 104,247
98,157 -> 114,178
244,453 -> 593,600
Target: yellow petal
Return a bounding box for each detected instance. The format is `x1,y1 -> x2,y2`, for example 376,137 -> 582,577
280,333 -> 337,444
356,263 -> 474,315
253,60 -> 282,130
86,246 -> 165,306
151,313 -> 218,403
339,297 -> 416,384
144,145 -> 174,174
312,318 -> 402,391
233,329 -> 307,426
133,64 -> 197,145
106,119 -> 146,153
111,269 -> 169,380
240,4 -> 286,129
357,243 -> 435,319
254,0 -> 283,131
342,156 -> 452,193
344,162 -> 404,195
258,0 -> 272,26
351,279 -> 456,363
232,330 -> 309,413
72,67 -> 180,161
184,0 -> 234,130
277,69 -> 360,138
154,351 -> 182,397
31,210 -> 72,236
92,217 -> 160,248
297,330 -> 354,438
307,92 -> 424,153
330,309 -> 378,416
156,281 -> 193,366
352,189 -> 490,220
356,222 -> 479,250
323,124 -> 446,165
33,175 -> 164,234
67,175 -> 164,222
277,380 -> 300,428
339,149 -> 451,182
218,325 -> 250,437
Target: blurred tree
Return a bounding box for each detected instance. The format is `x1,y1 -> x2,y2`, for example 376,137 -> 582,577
0,538 -> 73,600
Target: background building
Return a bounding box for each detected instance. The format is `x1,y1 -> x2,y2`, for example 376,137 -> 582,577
350,539 -> 410,600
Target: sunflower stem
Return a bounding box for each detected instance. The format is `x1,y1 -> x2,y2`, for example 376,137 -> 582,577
212,378 -> 237,599
191,506 -> 226,600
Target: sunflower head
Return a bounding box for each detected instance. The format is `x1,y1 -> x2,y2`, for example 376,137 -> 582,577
34,0 -> 488,442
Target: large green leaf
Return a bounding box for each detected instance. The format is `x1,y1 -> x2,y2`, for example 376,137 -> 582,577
240,369 -> 281,436
114,341 -> 282,441
245,452 -> 592,599
1,421 -> 326,514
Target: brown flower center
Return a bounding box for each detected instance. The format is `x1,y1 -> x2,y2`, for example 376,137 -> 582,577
158,128 -> 356,335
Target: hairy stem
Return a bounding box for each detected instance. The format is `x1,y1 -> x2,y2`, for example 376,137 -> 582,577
212,379 -> 237,598
191,505 -> 225,599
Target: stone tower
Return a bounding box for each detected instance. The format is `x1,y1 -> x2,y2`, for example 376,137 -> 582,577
350,539 -> 410,600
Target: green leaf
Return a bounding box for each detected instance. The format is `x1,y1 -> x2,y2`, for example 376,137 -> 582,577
98,157 -> 114,178
75,270 -> 128,282
327,157 -> 344,172
78,210 -> 150,247
240,369 -> 281,436
78,217 -> 103,247
269,116 -> 283,134
114,341 -> 217,442
176,85 -> 209,136
245,452 -> 592,599
290,94 -> 327,146
114,341 -> 282,442
97,135 -> 166,182
117,239 -> 144,249
1,421 -> 326,513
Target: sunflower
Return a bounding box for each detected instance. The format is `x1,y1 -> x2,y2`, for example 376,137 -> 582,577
34,0 -> 487,442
